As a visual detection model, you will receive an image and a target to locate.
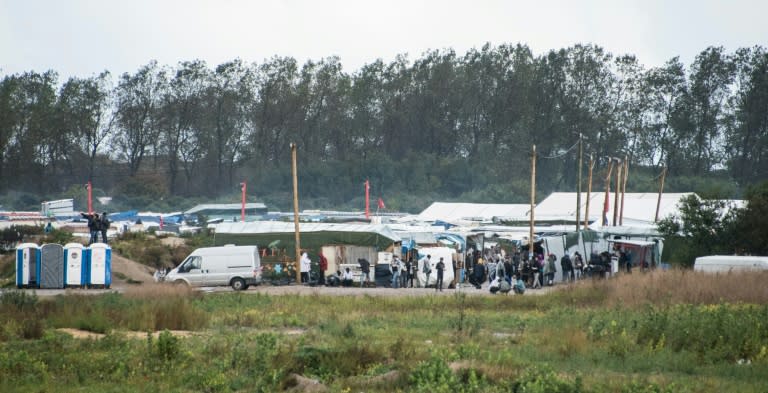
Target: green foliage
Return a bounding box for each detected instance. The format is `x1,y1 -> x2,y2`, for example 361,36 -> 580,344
4,46 -> 768,213
657,194 -> 738,266
42,228 -> 74,245
731,181 -> 768,254
2,286 -> 768,392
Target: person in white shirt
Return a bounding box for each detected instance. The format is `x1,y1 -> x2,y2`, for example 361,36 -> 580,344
300,252 -> 311,283
342,267 -> 353,287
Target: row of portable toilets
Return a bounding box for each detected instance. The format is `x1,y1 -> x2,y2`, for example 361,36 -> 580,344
16,243 -> 112,289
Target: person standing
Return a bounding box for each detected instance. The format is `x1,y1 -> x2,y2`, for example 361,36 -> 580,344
545,253 -> 557,286
99,212 -> 110,243
573,252 -> 584,280
81,212 -> 99,245
318,251 -> 328,285
390,256 -> 401,288
560,253 -> 573,282
300,252 -> 311,283
435,257 -> 445,292
402,257 -> 410,288
358,258 -> 371,287
418,254 -> 432,288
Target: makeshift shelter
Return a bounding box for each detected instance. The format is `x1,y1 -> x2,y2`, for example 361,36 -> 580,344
214,222 -> 401,278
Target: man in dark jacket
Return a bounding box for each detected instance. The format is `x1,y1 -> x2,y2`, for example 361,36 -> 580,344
99,212 -> 110,243
81,212 -> 99,245
435,257 -> 445,292
561,253 -> 573,282
358,258 -> 370,287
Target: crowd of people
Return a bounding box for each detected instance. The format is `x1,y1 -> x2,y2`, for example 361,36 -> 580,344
304,244 -> 635,295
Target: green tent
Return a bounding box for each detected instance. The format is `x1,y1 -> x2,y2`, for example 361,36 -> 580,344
213,221 -> 400,252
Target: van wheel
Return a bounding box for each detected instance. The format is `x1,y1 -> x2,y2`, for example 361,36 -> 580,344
231,278 -> 246,291
174,280 -> 188,287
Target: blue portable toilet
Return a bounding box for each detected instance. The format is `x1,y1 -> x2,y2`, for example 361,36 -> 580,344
88,243 -> 111,288
40,243 -> 65,289
64,243 -> 87,288
16,243 -> 41,288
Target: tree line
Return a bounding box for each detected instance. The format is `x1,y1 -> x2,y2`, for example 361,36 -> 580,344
1,43 -> 767,212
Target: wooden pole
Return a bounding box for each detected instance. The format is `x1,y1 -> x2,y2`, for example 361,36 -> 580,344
576,133 -> 583,232
602,160 -> 614,227
620,156 -> 629,226
612,158 -> 621,226
87,181 -> 93,214
654,166 -> 667,222
529,145 -> 536,257
584,155 -> 594,229
240,182 -> 246,222
291,143 -> 302,284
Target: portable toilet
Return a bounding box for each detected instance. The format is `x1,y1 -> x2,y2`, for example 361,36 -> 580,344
64,243 -> 87,288
88,243 -> 112,288
40,243 -> 65,289
16,243 -> 40,288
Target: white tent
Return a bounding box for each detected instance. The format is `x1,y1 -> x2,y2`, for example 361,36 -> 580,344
417,202 -> 529,224
533,192 -> 694,226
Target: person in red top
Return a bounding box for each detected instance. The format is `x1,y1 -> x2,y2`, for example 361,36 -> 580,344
319,251 -> 328,285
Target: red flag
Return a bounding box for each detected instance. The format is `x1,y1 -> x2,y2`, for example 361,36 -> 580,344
377,197 -> 386,209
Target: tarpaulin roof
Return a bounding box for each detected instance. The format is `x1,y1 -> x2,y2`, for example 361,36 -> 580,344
213,221 -> 400,251
185,203 -> 267,215
532,192 -> 694,225
418,202 -> 529,223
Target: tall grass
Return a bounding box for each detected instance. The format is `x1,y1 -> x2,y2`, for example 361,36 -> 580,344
576,269 -> 768,307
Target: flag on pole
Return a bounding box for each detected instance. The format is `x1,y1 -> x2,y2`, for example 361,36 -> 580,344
377,197 -> 386,209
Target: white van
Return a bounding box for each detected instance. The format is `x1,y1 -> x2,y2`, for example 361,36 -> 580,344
166,245 -> 262,290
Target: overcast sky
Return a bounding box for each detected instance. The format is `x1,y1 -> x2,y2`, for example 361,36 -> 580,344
2,0 -> 767,80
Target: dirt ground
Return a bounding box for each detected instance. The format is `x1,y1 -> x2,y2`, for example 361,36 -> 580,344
110,253 -> 559,296
111,253 -> 156,286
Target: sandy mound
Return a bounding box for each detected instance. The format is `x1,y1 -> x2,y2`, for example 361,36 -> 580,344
111,253 -> 156,287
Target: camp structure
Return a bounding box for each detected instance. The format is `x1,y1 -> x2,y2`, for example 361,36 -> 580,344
213,221 -> 401,277
417,202 -> 529,225
185,203 -> 268,222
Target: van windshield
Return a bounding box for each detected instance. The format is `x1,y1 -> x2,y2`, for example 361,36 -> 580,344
179,256 -> 202,273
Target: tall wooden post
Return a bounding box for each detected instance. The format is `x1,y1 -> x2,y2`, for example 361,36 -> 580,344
613,158 -> 621,226
620,157 -> 629,225
291,143 -> 302,284
576,133 -> 583,232
529,145 -> 536,257
602,160 -> 614,227
240,182 -> 246,222
655,167 -> 667,222
584,155 -> 594,229
87,181 -> 93,214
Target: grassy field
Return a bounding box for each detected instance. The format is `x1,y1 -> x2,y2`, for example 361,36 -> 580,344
1,270 -> 767,392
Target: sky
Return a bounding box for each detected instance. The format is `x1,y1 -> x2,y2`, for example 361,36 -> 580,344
1,0 -> 767,80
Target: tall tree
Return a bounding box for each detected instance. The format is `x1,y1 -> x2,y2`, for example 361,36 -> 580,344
58,71 -> 115,182
114,61 -> 163,177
